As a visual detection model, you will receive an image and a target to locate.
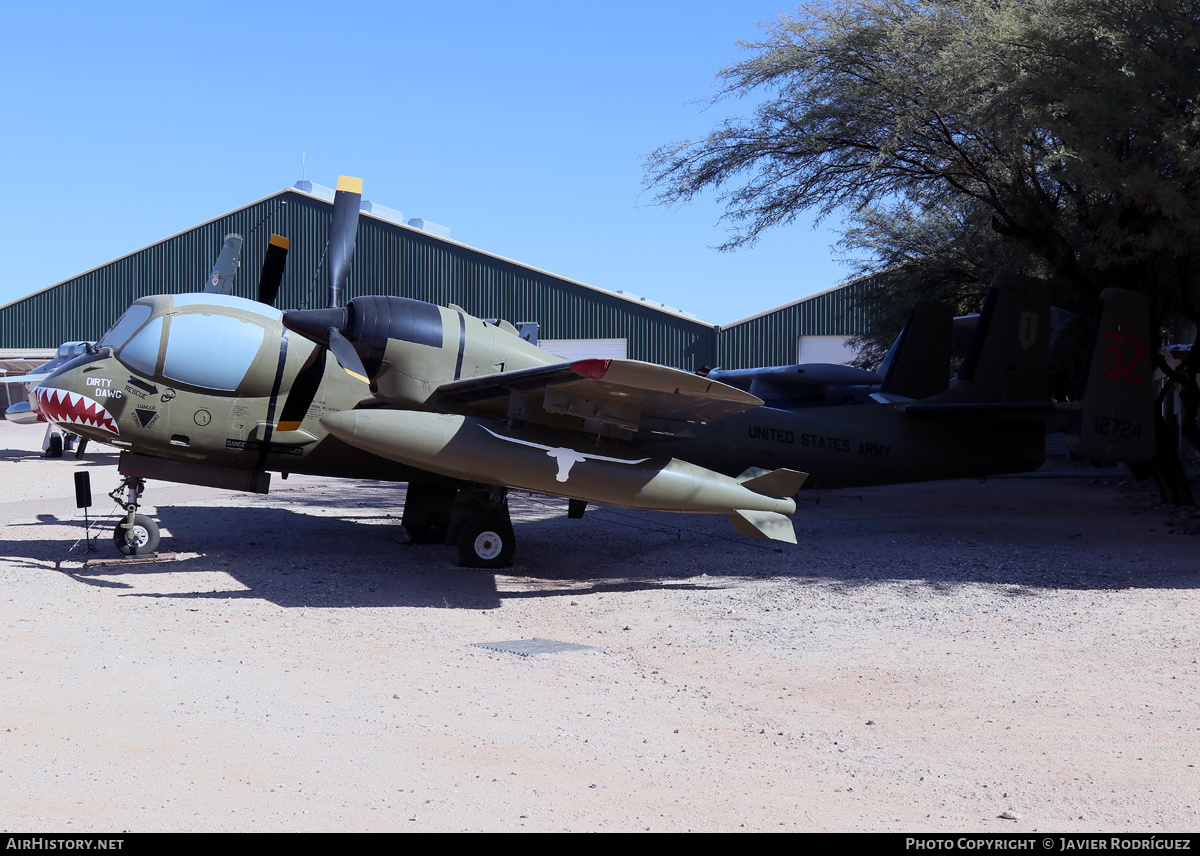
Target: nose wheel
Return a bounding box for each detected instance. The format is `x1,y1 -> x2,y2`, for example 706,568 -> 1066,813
113,513 -> 160,556
108,476 -> 160,556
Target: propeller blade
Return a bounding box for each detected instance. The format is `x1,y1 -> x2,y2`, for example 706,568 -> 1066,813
204,233 -> 243,294
256,234 -> 290,306
277,176 -> 368,425
276,345 -> 326,432
328,176 -> 362,308
327,327 -> 369,383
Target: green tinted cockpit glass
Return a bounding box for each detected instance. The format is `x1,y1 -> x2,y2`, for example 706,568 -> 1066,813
117,316 -> 164,375
99,304 -> 153,351
161,313 -> 266,391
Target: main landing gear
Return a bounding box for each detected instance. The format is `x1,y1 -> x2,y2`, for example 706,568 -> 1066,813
42,427 -> 81,459
108,475 -> 160,556
402,481 -> 515,569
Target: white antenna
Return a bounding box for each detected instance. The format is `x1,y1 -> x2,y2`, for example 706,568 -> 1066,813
302,151 -> 306,181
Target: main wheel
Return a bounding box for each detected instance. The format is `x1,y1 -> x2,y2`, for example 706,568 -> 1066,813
46,434 -> 63,458
113,514 -> 160,556
456,515 -> 515,569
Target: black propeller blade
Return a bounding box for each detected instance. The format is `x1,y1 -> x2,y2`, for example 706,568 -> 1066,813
327,176 -> 362,309
276,344 -> 325,432
327,327 -> 369,383
257,233 -> 290,306
276,176 -> 368,430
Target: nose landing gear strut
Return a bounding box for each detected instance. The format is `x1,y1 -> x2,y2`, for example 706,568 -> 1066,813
108,475 -> 160,556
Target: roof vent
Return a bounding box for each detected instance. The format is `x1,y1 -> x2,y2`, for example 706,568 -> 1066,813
360,199 -> 405,226
293,180 -> 335,202
407,218 -> 451,239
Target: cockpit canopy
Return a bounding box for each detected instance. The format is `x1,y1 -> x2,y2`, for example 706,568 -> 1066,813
101,293 -> 286,396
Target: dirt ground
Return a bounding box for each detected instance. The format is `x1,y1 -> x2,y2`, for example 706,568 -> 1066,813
0,420 -> 1197,832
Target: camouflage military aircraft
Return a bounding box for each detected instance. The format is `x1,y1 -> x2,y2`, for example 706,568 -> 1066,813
23,178 -> 787,561
281,266 -> 1154,565
29,175 -> 1154,567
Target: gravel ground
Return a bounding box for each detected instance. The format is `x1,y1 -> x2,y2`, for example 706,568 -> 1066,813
1,420 -> 1197,832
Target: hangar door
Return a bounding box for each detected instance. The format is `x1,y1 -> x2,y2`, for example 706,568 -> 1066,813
539,338 -> 628,361
797,335 -> 857,365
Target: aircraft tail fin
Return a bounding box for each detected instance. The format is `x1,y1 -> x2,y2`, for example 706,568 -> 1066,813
204,233 -> 244,295
879,299 -> 954,399
933,273 -> 1051,404
727,509 -> 798,544
1065,288 -> 1155,463
736,467 -> 809,497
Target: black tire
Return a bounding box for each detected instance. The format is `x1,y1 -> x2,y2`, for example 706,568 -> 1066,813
46,434 -> 63,458
456,515 -> 515,568
113,514 -> 160,556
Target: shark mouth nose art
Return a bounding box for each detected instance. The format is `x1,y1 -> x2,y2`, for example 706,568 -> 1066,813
35,387 -> 120,436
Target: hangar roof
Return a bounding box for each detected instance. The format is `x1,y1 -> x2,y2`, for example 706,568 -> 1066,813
0,181 -> 706,325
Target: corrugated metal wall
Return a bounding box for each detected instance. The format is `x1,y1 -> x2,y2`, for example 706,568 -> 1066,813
0,187 -> 879,371
715,274 -> 881,369
0,189 -> 719,369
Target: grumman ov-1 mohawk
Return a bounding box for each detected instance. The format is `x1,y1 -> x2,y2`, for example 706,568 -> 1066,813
30,175 -> 1154,568
24,178 -> 795,563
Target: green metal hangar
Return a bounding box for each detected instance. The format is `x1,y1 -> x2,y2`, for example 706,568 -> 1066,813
716,275 -> 878,370
0,181 -> 716,368
0,179 -> 874,374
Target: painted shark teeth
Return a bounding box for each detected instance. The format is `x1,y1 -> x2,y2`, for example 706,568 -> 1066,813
35,387 -> 120,436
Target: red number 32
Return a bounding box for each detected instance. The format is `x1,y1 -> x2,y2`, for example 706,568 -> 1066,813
1104,332 -> 1144,382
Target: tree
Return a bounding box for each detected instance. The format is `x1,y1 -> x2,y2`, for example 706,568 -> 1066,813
647,0 -> 1200,503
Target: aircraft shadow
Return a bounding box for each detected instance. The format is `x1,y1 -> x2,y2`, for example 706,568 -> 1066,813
6,479 -> 1196,608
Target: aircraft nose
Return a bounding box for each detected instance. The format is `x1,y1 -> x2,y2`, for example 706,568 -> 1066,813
34,380 -> 121,436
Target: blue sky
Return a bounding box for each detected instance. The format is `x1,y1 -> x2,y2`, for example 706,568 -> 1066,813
0,1 -> 854,326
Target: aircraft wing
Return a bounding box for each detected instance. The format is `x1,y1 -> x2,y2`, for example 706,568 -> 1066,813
0,373 -> 49,386
426,357 -> 763,436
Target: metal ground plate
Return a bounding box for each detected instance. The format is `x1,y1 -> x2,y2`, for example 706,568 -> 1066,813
473,638 -> 601,657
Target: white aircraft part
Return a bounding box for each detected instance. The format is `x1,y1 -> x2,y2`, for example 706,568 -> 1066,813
541,338 -> 628,361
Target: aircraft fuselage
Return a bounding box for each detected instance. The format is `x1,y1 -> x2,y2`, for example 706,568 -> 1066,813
646,402 -> 1046,489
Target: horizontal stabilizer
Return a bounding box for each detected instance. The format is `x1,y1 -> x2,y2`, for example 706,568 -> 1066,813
709,363 -> 882,390
899,401 -> 1062,418
727,509 -> 798,544
736,467 -> 809,498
